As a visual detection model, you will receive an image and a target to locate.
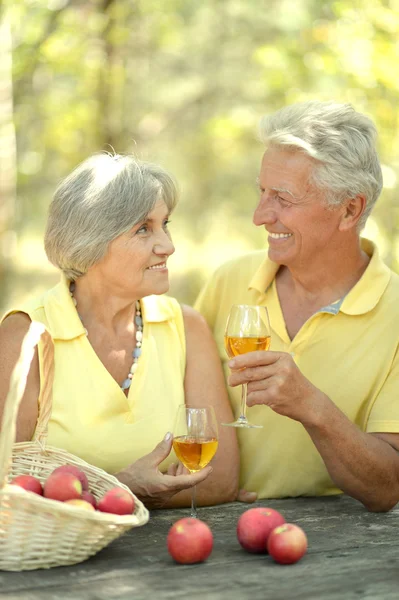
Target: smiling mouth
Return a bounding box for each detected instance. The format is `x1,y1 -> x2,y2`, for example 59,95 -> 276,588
147,262 -> 167,270
268,233 -> 293,239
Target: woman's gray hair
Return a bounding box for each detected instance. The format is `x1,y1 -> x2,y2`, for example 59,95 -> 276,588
44,153 -> 178,280
259,101 -> 383,229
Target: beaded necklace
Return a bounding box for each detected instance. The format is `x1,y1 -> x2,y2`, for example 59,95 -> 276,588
69,281 -> 143,390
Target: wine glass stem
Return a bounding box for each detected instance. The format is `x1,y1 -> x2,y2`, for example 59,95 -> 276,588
238,383 -> 249,423
190,484 -> 198,518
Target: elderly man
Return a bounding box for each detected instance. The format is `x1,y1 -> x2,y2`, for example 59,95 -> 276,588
195,101 -> 399,512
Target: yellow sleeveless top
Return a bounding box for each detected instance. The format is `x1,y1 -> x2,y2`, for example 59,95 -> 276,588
2,277 -> 186,474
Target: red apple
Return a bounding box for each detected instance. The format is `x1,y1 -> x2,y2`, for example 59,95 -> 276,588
97,487 -> 135,515
237,507 -> 286,553
10,475 -> 43,495
65,499 -> 96,511
44,472 -> 82,502
167,518 -> 213,564
52,464 -> 89,491
267,523 -> 308,564
82,491 -> 97,509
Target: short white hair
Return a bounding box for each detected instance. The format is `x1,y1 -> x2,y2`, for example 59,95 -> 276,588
45,153 -> 178,280
259,101 -> 383,228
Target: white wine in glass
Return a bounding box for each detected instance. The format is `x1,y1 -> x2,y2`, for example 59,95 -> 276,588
172,405 -> 218,518
224,304 -> 271,429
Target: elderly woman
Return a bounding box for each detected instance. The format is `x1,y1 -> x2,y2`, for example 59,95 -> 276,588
196,101 -> 399,512
0,154 -> 239,509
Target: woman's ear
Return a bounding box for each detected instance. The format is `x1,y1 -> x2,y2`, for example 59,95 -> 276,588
339,195 -> 367,231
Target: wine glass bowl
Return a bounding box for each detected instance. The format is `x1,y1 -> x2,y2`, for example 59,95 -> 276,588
225,335 -> 271,357
173,436 -> 218,473
172,405 -> 218,517
223,304 -> 271,428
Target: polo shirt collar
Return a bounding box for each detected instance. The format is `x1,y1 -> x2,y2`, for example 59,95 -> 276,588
247,238 -> 391,316
340,239 -> 391,315
43,276 -> 86,340
249,257 -> 279,298
45,276 -> 174,340
140,294 -> 177,323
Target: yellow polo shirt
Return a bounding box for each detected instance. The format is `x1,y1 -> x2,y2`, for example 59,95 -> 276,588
195,239 -> 399,498
2,277 -> 186,474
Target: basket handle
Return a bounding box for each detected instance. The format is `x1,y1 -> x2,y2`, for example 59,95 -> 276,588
0,321 -> 47,487
32,326 -> 55,445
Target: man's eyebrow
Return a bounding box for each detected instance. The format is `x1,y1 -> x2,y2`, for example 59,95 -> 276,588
271,186 -> 297,199
256,179 -> 311,203
255,179 -> 297,199
273,186 -> 314,205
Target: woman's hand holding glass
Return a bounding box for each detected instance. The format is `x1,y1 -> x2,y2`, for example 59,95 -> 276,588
172,405 -> 218,518
115,431 -> 212,510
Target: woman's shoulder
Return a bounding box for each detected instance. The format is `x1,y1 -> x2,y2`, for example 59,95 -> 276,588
0,311 -> 31,334
150,297 -> 209,331
181,303 -> 206,324
143,296 -> 210,343
0,312 -> 33,374
1,278 -> 64,325
181,304 -> 213,341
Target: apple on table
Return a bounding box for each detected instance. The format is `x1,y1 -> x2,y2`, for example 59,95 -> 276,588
237,507 -> 286,553
167,518 -> 213,564
267,523 -> 308,564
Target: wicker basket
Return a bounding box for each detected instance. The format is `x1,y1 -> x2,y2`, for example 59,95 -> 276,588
0,322 -> 149,571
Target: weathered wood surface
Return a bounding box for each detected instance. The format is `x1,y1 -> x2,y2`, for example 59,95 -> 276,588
1,495 -> 399,600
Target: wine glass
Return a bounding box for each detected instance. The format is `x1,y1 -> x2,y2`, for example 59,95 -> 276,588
223,304 -> 271,429
172,405 -> 218,518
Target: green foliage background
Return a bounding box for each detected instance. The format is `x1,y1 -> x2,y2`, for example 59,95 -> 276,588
1,0 -> 398,311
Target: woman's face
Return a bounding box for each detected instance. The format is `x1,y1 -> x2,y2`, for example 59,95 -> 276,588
92,198 -> 175,298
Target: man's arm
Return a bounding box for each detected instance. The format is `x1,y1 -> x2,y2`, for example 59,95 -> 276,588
303,403 -> 399,512
228,350 -> 399,512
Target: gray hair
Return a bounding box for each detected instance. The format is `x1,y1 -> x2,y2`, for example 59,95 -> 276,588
44,153 -> 178,280
259,101 -> 383,229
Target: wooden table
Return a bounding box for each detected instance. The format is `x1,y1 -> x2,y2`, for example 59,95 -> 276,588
1,495 -> 398,599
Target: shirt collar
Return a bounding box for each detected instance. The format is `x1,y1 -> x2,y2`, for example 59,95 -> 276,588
43,276 -> 86,340
340,239 -> 391,315
247,238 -> 391,316
44,276 -> 174,340
248,257 -> 279,298
140,294 -> 177,323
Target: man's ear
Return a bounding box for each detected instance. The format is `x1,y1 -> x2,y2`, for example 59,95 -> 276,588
339,195 -> 367,231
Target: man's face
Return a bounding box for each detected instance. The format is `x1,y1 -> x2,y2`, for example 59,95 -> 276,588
253,147 -> 345,269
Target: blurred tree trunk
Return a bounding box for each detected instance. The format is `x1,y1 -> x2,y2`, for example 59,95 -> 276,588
0,2 -> 68,312
97,0 -> 119,149
0,8 -> 16,312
